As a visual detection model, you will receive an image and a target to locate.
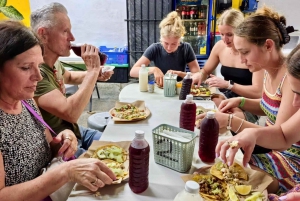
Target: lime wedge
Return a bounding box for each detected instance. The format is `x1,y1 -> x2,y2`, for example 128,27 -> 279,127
235,185 -> 252,195
228,185 -> 239,201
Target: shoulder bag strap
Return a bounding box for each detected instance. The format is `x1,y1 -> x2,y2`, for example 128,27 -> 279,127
21,100 -> 57,136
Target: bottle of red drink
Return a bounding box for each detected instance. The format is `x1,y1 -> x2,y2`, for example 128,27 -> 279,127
71,43 -> 107,66
129,130 -> 150,194
179,94 -> 196,132
198,111 -> 219,163
179,72 -> 193,100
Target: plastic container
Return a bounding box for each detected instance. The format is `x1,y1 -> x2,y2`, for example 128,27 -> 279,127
164,73 -> 177,97
152,124 -> 196,172
148,80 -> 155,93
176,82 -> 182,95
99,46 -> 128,64
179,72 -> 193,100
139,64 -> 148,92
129,130 -> 150,194
179,94 -> 196,132
174,181 -> 203,201
198,111 -> 219,163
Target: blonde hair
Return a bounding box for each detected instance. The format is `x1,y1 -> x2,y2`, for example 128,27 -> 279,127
234,6 -> 287,50
217,8 -> 244,29
159,11 -> 186,38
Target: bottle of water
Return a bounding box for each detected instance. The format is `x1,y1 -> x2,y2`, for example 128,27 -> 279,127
123,43 -> 128,53
174,181 -> 203,201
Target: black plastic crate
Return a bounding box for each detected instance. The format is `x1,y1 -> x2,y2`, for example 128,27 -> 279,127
106,67 -> 128,83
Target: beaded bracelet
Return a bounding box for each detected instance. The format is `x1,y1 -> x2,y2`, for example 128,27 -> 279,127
239,97 -> 246,108
227,114 -> 234,130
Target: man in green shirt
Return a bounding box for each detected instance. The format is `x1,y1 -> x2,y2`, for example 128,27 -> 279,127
31,3 -> 113,157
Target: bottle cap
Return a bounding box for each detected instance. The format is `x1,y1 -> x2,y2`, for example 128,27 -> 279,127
185,180 -> 200,194
186,72 -> 192,79
141,64 -> 146,68
186,94 -> 193,101
206,111 -> 215,119
135,130 -> 145,138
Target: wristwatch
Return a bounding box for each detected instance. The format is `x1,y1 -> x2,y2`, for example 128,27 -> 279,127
227,80 -> 234,90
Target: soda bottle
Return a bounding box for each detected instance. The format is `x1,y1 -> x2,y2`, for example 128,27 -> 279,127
198,111 -> 219,163
173,181 -> 203,201
179,72 -> 193,100
129,130 -> 150,194
181,6 -> 186,19
71,43 -> 107,66
179,94 -> 196,132
139,64 -> 148,92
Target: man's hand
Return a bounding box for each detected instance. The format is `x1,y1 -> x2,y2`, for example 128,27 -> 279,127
98,69 -> 114,81
81,44 -> 101,73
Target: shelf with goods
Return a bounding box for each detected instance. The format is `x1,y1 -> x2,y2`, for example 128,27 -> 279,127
173,0 -> 213,59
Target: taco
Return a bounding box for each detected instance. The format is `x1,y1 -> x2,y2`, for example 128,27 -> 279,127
101,159 -> 128,181
112,104 -> 146,120
92,144 -> 128,163
210,161 -> 248,184
193,173 -> 229,201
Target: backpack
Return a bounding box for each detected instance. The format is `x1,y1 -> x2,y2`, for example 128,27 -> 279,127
240,0 -> 258,13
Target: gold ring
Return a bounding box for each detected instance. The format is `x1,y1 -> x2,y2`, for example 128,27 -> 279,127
228,140 -> 239,149
65,136 -> 72,141
91,178 -> 98,186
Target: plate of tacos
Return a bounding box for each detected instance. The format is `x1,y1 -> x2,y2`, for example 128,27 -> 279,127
109,100 -> 151,121
182,161 -> 272,201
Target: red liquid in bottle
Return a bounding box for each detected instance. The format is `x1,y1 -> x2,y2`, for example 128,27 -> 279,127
198,111 -> 219,163
129,131 -> 150,194
71,45 -> 107,66
179,72 -> 193,100
180,95 -> 196,131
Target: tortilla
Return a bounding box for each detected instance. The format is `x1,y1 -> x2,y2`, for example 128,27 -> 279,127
210,161 -> 248,183
92,144 -> 128,163
101,159 -> 128,180
192,173 -> 229,201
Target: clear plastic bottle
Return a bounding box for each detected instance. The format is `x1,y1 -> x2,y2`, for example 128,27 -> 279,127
198,111 -> 219,163
123,43 -> 128,53
139,64 -> 148,92
129,130 -> 150,194
179,94 -> 196,131
179,72 -> 193,100
174,181 -> 203,201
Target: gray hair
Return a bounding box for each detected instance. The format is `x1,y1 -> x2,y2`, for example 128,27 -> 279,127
30,2 -> 68,33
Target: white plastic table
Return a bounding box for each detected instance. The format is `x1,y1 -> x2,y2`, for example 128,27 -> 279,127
119,83 -> 214,101
68,99 -> 243,201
